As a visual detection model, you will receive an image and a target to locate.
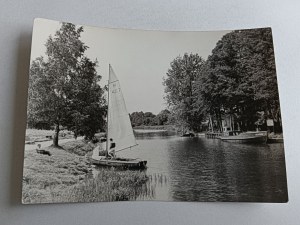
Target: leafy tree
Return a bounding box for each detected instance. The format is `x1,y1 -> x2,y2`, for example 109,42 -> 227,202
194,32 -> 248,131
130,111 -> 159,126
236,28 -> 281,130
143,112 -> 156,125
154,109 -> 171,125
163,53 -> 205,132
63,57 -> 107,139
130,111 -> 145,127
28,22 -> 106,146
194,28 -> 281,132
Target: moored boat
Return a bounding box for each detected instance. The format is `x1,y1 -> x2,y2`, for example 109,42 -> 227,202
91,65 -> 147,169
181,132 -> 195,137
91,155 -> 147,169
267,137 -> 284,143
220,131 -> 268,144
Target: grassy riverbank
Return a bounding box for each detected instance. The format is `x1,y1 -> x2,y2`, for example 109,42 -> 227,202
22,143 -> 91,204
22,140 -> 149,204
63,169 -> 149,202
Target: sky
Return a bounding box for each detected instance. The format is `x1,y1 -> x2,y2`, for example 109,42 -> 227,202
31,18 -> 230,114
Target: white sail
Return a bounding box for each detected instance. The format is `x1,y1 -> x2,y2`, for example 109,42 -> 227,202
107,65 -> 137,154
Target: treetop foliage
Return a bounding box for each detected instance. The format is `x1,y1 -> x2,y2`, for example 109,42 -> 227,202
130,110 -> 171,127
163,28 -> 282,132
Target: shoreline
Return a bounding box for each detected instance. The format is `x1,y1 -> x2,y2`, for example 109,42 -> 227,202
134,129 -> 168,133
22,139 -> 149,204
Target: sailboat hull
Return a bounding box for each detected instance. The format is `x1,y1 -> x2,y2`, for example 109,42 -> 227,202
91,158 -> 147,169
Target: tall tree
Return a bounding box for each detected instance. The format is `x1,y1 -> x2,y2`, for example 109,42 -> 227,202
237,28 -> 281,130
194,28 -> 281,131
63,57 -> 107,139
194,32 -> 250,131
28,22 -> 106,146
163,53 -> 205,132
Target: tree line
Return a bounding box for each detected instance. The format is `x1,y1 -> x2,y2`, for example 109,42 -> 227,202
130,110 -> 171,127
163,28 -> 282,133
28,24 -> 282,147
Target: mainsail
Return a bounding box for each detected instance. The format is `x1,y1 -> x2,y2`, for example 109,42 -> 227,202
107,65 -> 137,154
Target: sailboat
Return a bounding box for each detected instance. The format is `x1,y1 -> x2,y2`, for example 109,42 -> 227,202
91,65 -> 147,169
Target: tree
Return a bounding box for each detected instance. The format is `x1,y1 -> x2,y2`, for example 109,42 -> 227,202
143,112 -> 156,126
163,53 -> 205,132
63,57 -> 107,140
28,22 -> 106,146
194,32 -> 248,131
130,111 -> 158,127
130,111 -> 145,127
194,28 -> 281,132
236,28 -> 281,131
154,109 -> 171,125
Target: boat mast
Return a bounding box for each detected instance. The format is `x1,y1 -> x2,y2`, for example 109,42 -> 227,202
105,64 -> 110,157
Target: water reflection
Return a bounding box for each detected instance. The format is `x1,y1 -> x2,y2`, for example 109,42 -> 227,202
166,138 -> 287,202
109,131 -> 288,202
137,173 -> 169,200
134,130 -> 176,139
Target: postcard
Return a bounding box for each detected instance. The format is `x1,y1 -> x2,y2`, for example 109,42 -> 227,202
22,18 -> 288,203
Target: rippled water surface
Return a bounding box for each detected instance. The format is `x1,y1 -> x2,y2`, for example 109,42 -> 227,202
117,131 -> 288,202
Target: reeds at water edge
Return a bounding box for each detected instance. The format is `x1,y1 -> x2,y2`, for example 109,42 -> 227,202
62,168 -> 152,202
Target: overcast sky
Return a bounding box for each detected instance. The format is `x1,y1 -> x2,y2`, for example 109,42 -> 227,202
31,18 -> 230,114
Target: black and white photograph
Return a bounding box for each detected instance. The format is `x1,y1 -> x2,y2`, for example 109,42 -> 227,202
22,18 -> 288,204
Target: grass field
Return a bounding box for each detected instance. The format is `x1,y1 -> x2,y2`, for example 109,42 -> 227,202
22,139 -> 149,204
22,142 -> 92,204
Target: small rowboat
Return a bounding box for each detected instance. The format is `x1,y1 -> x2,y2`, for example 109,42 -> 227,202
181,132 -> 195,137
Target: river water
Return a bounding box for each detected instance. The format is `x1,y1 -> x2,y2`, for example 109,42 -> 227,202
116,130 -> 288,202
